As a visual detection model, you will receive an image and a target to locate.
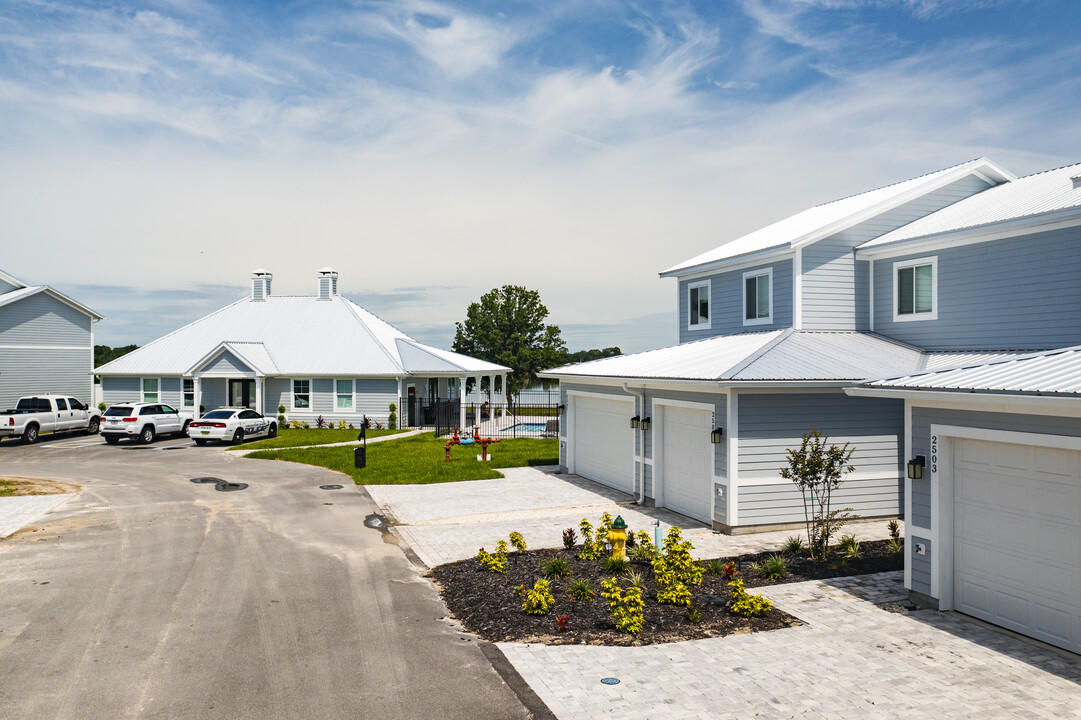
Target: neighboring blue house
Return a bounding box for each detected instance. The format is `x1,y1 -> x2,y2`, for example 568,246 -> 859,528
0,268 -> 103,410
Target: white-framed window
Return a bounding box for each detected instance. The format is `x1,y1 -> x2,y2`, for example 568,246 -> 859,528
183,379 -> 194,408
688,280 -> 711,329
893,256 -> 938,322
743,268 -> 773,326
141,378 -> 159,403
336,379 -> 354,410
292,379 -> 310,410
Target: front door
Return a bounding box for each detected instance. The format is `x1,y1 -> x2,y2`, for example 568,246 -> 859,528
407,386 -> 416,427
229,379 -> 255,409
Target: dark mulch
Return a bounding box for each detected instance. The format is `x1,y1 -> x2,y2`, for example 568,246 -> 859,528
429,540 -> 901,647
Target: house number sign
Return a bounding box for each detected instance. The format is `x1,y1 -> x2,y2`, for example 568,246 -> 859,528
930,435 -> 938,474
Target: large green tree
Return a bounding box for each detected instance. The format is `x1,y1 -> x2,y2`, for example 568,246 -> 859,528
453,285 -> 567,396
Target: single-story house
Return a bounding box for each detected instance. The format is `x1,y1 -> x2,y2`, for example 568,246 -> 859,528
94,268 -> 509,426
0,268 -> 102,409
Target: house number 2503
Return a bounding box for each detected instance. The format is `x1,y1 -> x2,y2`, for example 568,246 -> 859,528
930,435 -> 938,474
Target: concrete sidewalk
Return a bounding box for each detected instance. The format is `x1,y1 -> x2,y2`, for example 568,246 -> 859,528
0,493 -> 77,538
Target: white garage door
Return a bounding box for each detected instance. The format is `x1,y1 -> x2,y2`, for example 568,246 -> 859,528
660,406 -> 713,524
953,438 -> 1081,654
572,395 -> 633,494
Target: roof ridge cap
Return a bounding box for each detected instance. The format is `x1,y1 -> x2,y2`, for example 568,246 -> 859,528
337,296 -> 405,372
719,328 -> 794,379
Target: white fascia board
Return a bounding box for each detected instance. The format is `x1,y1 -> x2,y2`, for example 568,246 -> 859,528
658,248 -> 793,280
855,207 -> 1081,260
540,374 -> 728,394
844,386 -> 1081,416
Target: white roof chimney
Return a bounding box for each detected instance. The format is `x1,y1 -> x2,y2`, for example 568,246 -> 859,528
317,267 -> 338,300
251,269 -> 272,301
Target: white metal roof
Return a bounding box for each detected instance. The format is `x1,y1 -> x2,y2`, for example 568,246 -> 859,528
542,330 -> 930,383
859,161 -> 1081,249
95,294 -> 507,377
863,345 -> 1081,396
660,159 -> 1012,277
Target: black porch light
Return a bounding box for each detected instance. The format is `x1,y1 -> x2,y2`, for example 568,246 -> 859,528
639,416 -> 651,431
710,427 -> 724,444
907,455 -> 926,480
630,415 -> 640,429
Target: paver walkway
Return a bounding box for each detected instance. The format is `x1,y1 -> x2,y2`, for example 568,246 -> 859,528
500,571 -> 1081,719
0,493 -> 76,538
365,467 -> 900,568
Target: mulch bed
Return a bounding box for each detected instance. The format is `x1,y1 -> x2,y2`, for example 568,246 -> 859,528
430,539 -> 902,646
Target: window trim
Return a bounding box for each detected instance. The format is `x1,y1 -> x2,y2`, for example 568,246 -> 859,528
687,279 -> 711,330
291,378 -> 312,412
892,256 -> 938,322
336,379 -> 354,411
742,267 -> 774,326
141,377 -> 159,404
182,378 -> 195,408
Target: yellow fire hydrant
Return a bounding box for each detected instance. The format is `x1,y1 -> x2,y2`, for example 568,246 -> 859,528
607,515 -> 628,561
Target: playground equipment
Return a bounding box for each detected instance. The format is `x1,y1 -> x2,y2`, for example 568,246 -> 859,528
444,427 -> 501,462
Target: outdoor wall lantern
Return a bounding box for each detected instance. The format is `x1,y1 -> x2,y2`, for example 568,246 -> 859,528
630,415 -> 640,429
710,427 -> 724,444
556,403 -> 566,415
639,417 -> 651,431
907,455 -> 926,480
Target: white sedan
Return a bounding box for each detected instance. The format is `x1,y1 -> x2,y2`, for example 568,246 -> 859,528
188,408 -> 278,446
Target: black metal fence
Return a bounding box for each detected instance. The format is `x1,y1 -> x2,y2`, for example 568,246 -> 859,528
400,390 -> 562,438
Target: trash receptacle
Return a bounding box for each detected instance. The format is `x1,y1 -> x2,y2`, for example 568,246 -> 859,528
354,446 -> 366,469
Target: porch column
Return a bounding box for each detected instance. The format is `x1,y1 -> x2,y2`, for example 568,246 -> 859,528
459,376 -> 467,430
193,377 -> 202,418
255,376 -> 264,415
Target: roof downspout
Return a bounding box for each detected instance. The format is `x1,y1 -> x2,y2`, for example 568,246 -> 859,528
621,382 -> 647,505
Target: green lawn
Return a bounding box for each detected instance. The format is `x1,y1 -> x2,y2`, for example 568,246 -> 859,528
244,432 -> 559,484
229,427 -> 405,451
0,479 -> 17,497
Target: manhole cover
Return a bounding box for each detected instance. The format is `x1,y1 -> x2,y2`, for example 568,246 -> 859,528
319,484 -> 344,490
363,514 -> 385,529
215,481 -> 248,492
600,678 -> 620,685
190,477 -> 222,484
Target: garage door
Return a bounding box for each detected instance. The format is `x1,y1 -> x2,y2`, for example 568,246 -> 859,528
953,438 -> 1081,654
661,406 -> 713,523
572,395 -> 633,493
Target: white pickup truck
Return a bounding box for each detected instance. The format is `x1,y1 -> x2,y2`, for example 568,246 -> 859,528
0,395 -> 101,444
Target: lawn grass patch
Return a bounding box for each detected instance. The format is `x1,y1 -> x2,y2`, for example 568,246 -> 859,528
244,432 -> 558,484
229,427 -> 404,451
0,479 -> 18,497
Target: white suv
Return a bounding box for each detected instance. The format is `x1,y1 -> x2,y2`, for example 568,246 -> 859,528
101,402 -> 194,445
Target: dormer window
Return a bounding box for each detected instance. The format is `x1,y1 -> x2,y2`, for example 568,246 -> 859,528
688,280 -> 711,329
743,268 -> 772,326
894,256 -> 938,321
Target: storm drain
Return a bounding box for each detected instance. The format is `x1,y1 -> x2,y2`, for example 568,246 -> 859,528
600,678 -> 620,686
190,477 -> 222,484
319,484 -> 344,490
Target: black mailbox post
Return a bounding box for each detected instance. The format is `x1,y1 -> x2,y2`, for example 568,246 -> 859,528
354,425 -> 367,468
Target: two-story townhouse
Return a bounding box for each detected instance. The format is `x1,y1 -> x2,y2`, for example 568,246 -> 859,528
0,268 -> 103,410
541,158 -> 1042,535
844,161 -> 1081,655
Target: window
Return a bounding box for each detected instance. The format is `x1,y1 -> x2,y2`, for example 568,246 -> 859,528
893,257 -> 938,321
56,398 -> 68,410
69,398 -> 85,410
336,379 -> 354,410
688,280 -> 710,329
183,379 -> 195,408
743,268 -> 773,325
240,410 -> 261,420
292,379 -> 310,409
161,405 -> 177,414
142,378 -> 159,403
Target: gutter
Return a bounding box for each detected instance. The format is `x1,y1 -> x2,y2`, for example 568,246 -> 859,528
621,382 -> 647,505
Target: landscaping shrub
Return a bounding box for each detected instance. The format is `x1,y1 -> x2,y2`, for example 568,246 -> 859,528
602,557 -> 628,574
625,568 -> 646,589
600,579 -> 644,634
722,561 -> 739,579
577,519 -> 602,561
562,527 -> 577,548
782,535 -> 806,556
567,579 -> 595,602
687,603 -> 702,624
759,554 -> 788,580
651,527 -> 703,606
542,556 -> 571,578
98,401 -> 107,413
703,559 -> 727,575
887,538 -> 905,563
837,534 -> 862,558
316,415 -> 327,428
555,613 -> 569,632
634,529 -> 654,552
888,519 -> 901,542
509,530 -> 527,554
522,579 -> 555,616
628,544 -> 655,561
728,579 -> 773,618
337,420 -> 347,430
780,428 -> 856,559
477,541 -> 509,573
388,402 -> 397,430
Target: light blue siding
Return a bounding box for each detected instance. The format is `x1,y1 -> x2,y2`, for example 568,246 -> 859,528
202,350 -> 254,374
312,378 -> 335,414
910,535 -> 932,595
0,278 -> 20,294
200,378 -> 227,411
101,376 -> 141,406
265,378 -> 291,416
873,225 -> 1081,349
737,392 -> 903,525
0,292 -> 92,346
801,175 -> 993,331
355,378 -> 398,419
274,377 -> 398,423
678,260 -> 793,342
160,377 -> 183,409
0,348 -> 93,409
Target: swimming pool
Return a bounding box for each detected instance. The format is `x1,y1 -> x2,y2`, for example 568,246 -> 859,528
506,422 -> 547,432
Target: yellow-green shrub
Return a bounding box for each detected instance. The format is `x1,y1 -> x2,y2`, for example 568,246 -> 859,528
522,579 -> 555,615
728,579 -> 773,617
600,578 -> 644,634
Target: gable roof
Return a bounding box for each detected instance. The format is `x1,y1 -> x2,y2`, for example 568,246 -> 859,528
541,330 -> 928,383
0,283 -> 104,320
859,345 -> 1081,397
858,160 -> 1081,251
95,294 -> 508,377
659,158 -> 1012,278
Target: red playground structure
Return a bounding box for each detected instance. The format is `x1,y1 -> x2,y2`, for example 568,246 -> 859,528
444,427 -> 501,462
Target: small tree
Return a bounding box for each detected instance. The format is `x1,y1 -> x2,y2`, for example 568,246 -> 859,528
779,428 -> 855,560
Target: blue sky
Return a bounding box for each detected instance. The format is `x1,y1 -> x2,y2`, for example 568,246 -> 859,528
2,0 -> 1079,352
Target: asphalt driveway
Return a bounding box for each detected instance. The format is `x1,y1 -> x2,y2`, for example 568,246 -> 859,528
0,438 -> 533,720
